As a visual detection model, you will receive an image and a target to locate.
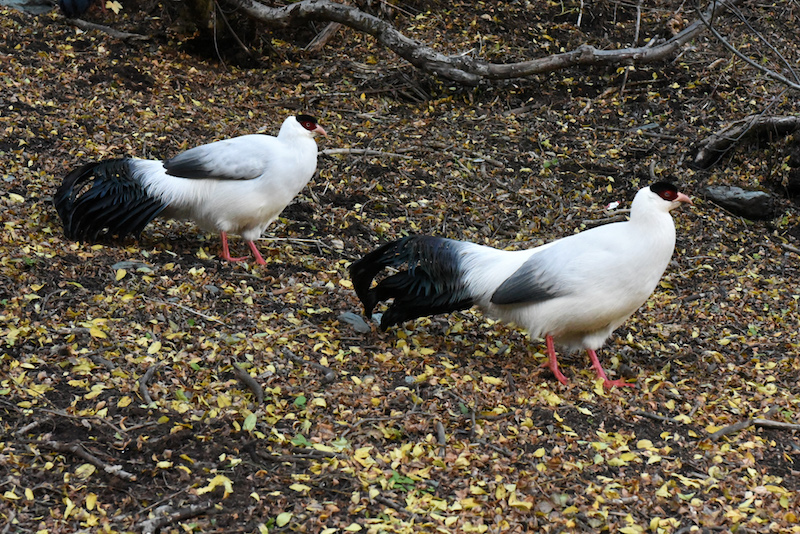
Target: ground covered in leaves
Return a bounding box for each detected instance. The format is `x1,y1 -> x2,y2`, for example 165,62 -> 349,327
2,1 -> 800,533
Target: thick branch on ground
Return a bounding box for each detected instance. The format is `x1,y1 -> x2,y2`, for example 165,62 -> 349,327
40,439 -> 137,481
227,0 -> 739,85
692,114 -> 800,169
67,18 -> 150,41
138,503 -> 215,534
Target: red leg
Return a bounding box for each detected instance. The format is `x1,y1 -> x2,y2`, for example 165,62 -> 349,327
246,241 -> 267,265
587,349 -> 634,389
218,231 -> 247,262
542,335 -> 569,385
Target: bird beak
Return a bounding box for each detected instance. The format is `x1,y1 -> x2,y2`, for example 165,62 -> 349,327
676,192 -> 693,205
314,125 -> 328,137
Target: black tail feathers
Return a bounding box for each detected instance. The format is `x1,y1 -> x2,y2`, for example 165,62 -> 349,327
349,236 -> 475,330
54,158 -> 166,242
58,0 -> 94,18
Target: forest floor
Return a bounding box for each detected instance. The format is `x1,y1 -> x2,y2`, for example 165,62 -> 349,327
2,1 -> 800,533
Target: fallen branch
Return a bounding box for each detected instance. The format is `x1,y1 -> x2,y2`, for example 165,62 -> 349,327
143,296 -> 226,325
138,503 -> 215,534
40,439 -> 137,481
232,362 -> 265,404
753,418 -> 800,431
321,148 -> 413,159
780,243 -> 800,257
709,418 -> 753,441
257,449 -> 347,462
282,347 -> 337,383
692,114 -> 800,169
67,18 -> 150,41
138,363 -> 161,405
708,417 -> 800,441
631,410 -> 683,425
374,495 -> 420,521
305,21 -> 343,52
228,0 -> 741,85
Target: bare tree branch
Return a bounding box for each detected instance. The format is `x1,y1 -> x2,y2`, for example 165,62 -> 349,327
692,114 -> 800,169
227,0 -> 742,85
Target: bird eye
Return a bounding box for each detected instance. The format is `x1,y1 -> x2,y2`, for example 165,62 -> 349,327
650,181 -> 679,201
300,121 -> 315,131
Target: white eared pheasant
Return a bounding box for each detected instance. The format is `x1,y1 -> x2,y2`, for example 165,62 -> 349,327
54,115 -> 327,265
350,182 -> 692,388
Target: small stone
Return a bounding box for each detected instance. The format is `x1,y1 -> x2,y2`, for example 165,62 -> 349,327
338,311 -> 372,333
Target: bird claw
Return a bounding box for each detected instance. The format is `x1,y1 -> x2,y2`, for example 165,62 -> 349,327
539,359 -> 569,385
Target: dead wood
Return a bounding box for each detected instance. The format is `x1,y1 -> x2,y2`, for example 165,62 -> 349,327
67,18 -> 149,41
232,362 -> 265,404
227,0 -> 741,85
692,114 -> 800,169
138,503 -> 215,534
138,363 -> 161,404
305,21 -> 343,52
40,439 -> 137,481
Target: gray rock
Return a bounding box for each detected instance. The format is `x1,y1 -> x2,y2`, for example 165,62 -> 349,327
339,312 -> 372,333
703,185 -> 775,220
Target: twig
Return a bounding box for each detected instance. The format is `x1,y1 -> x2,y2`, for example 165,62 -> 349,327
40,439 -> 137,481
753,418 -> 800,431
138,503 -> 215,534
258,450 -> 346,462
631,410 -> 683,425
138,364 -> 161,405
779,243 -> 800,256
374,495 -> 420,521
67,18 -> 150,41
143,296 -> 225,325
232,363 -> 265,404
16,418 -> 48,437
709,419 -> 753,441
214,0 -> 256,61
282,348 -> 337,383
321,148 -> 413,159
696,6 -> 800,91
435,420 -> 447,458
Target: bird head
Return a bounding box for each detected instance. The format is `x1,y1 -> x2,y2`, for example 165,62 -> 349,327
649,181 -> 693,210
295,114 -> 327,137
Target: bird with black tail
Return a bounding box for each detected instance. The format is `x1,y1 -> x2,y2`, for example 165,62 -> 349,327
349,182 -> 692,388
54,115 -> 326,265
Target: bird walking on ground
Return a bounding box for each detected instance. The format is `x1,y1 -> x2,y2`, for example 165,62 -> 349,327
54,114 -> 327,265
349,182 -> 692,388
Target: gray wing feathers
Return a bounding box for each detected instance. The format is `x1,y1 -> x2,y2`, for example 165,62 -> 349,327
164,136 -> 273,181
490,253 -> 566,305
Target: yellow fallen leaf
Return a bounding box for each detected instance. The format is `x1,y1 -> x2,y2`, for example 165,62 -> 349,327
196,474 -> 234,498
276,512 -> 292,527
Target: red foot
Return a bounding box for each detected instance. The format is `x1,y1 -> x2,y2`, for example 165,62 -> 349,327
218,232 -> 266,265
543,335 -> 569,385
587,349 -> 635,389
